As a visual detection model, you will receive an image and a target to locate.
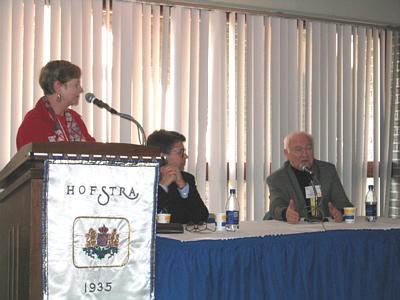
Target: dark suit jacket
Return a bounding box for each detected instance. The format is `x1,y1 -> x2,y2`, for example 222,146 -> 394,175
267,159 -> 353,220
157,171 -> 209,224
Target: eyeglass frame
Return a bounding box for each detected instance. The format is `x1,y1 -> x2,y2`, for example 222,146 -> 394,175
185,221 -> 217,233
168,148 -> 187,158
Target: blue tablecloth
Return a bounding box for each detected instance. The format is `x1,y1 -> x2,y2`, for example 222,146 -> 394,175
155,229 -> 400,300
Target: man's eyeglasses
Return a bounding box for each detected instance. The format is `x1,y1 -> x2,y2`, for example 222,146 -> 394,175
291,144 -> 313,154
185,221 -> 216,233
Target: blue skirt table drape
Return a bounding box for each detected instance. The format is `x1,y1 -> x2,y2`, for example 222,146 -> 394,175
155,229 -> 400,300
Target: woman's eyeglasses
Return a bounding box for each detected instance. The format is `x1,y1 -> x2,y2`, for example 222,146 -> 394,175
169,148 -> 187,158
185,221 -> 216,233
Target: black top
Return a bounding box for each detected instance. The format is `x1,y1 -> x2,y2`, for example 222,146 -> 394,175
291,166 -> 315,218
291,166 -> 313,200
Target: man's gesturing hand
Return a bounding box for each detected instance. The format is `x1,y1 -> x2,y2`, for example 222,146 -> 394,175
286,199 -> 300,224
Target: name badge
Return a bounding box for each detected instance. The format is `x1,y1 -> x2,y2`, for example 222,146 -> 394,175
305,185 -> 322,198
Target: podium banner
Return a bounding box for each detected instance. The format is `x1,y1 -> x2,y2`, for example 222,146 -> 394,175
42,159 -> 158,299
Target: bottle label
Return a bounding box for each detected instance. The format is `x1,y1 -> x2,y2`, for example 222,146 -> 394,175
366,203 -> 377,217
226,210 -> 239,225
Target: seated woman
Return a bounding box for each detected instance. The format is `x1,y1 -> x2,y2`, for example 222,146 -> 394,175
16,60 -> 95,150
147,129 -> 209,224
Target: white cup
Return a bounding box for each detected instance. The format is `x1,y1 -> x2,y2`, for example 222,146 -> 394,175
343,207 -> 356,224
157,213 -> 171,224
215,212 -> 226,231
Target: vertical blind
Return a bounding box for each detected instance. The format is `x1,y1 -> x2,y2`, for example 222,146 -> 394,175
389,32 -> 400,217
0,0 -> 398,219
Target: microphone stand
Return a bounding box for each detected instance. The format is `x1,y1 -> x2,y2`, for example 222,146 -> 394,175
117,112 -> 147,146
305,174 -> 328,223
98,105 -> 147,146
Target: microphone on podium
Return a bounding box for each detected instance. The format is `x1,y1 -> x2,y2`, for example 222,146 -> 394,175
85,93 -> 118,114
84,93 -> 147,145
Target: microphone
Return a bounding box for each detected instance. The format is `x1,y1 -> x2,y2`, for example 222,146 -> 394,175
300,165 -> 314,176
300,164 -> 326,222
85,93 -> 118,114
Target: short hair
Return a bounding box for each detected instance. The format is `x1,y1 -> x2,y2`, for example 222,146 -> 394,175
284,131 -> 313,150
147,130 -> 186,154
39,60 -> 81,95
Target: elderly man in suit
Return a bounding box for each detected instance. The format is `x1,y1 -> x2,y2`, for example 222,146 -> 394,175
267,131 -> 353,224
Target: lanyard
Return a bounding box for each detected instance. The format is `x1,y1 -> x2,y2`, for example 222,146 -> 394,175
55,115 -> 70,142
44,97 -> 70,142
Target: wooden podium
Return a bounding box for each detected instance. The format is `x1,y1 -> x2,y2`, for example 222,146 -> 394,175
0,142 -> 159,300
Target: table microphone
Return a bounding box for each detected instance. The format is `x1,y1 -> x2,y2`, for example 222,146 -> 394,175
300,164 -> 327,222
301,165 -> 314,176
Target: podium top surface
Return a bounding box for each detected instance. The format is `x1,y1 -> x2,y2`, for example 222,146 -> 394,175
0,142 -> 160,188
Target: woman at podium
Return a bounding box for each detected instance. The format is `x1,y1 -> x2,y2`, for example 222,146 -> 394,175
16,60 -> 95,150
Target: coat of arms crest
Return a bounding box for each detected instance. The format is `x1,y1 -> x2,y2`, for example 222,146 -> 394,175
83,224 -> 120,259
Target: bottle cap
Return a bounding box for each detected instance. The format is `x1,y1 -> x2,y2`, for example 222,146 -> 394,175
229,188 -> 236,194
368,185 -> 374,191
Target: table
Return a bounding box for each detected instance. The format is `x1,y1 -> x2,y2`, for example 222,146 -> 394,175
155,218 -> 400,300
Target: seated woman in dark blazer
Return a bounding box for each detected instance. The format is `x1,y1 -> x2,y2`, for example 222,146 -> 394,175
147,129 -> 209,224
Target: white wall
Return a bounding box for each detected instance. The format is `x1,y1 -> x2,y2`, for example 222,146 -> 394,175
172,0 -> 400,26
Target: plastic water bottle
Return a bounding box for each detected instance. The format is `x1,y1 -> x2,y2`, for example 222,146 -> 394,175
365,185 -> 377,222
225,188 -> 239,231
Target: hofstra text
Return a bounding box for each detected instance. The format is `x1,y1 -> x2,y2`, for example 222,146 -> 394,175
65,185 -> 140,206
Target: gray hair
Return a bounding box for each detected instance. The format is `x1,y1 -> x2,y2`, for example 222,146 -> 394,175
283,131 -> 314,150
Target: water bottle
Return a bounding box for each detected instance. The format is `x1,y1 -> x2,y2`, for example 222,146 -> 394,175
225,188 -> 239,231
365,185 -> 377,222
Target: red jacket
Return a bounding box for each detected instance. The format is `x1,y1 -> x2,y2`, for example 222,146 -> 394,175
16,97 -> 95,150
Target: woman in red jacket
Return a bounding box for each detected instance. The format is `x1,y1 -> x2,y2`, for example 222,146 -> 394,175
16,60 -> 95,150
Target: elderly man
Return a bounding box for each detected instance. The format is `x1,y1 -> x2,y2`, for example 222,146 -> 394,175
147,129 -> 209,224
267,131 -> 353,224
